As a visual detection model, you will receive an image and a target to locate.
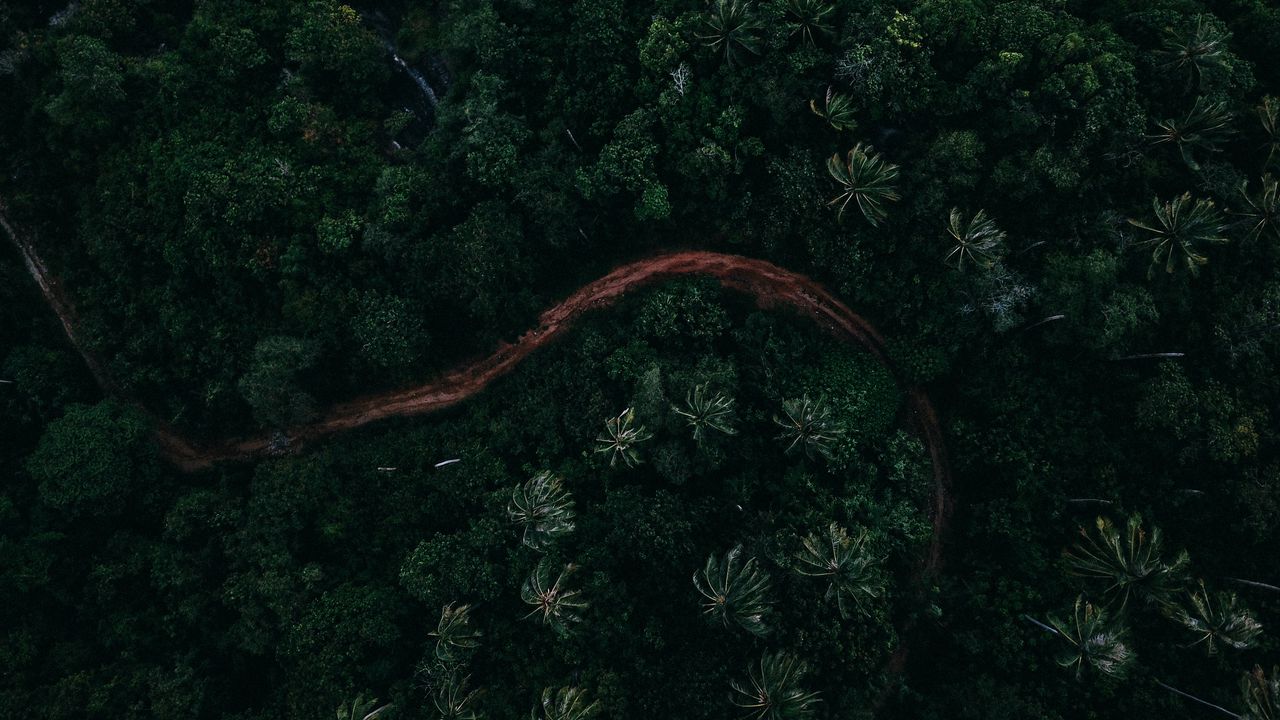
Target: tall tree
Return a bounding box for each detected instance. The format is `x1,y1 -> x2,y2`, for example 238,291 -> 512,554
794,523 -> 886,617
1063,514 -> 1190,611
730,652 -> 821,719
693,545 -> 772,636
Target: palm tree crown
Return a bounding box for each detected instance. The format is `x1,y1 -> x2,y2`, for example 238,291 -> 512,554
1063,514 -> 1190,611
783,0 -> 836,47
672,383 -> 737,443
429,602 -> 482,663
809,87 -> 857,132
1048,596 -> 1134,679
826,143 -> 900,226
1243,665 -> 1279,720
730,651 -> 821,720
521,560 -> 588,632
699,0 -> 762,67
508,471 -> 576,550
1239,175 -> 1280,243
594,407 -> 653,468
1148,96 -> 1234,170
774,394 -> 843,460
1169,581 -> 1262,655
794,523 -> 886,617
693,545 -> 772,636
1159,15 -> 1230,90
533,686 -> 600,720
944,208 -> 1006,270
1127,193 -> 1229,277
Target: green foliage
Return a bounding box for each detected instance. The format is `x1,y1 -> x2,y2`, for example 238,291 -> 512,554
729,652 -> 820,719
595,407 -> 654,468
1063,515 -> 1191,611
520,560 -> 588,632
534,686 -> 599,720
793,523 -> 886,618
780,0 -> 835,47
944,208 -> 1006,270
1158,15 -> 1231,91
1127,193 -> 1229,277
825,143 -> 900,226
1168,582 -> 1262,655
238,335 -> 320,429
699,0 -> 762,67
1047,596 -> 1134,680
773,394 -> 843,460
692,545 -> 772,636
507,471 -> 577,550
25,400 -> 157,517
1148,96 -> 1235,171
671,384 -> 737,443
1239,175 -> 1280,242
430,603 -> 482,664
808,87 -> 857,132
335,695 -> 389,720
352,291 -> 426,370
1243,666 -> 1280,720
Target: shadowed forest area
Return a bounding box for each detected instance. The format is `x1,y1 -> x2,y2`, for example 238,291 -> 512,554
2,0 -> 1280,718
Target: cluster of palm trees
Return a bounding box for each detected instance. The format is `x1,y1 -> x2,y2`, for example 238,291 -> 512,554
591,387 -> 851,468
698,0 -> 838,67
1025,513 -> 1270,717
690,525 -> 886,717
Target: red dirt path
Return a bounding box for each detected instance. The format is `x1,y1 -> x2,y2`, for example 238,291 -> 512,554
3,202 -> 952,574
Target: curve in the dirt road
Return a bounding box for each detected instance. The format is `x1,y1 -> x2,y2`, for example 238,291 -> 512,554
2,206 -> 951,573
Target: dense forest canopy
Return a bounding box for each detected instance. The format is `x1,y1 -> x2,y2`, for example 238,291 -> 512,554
2,0 -> 1280,717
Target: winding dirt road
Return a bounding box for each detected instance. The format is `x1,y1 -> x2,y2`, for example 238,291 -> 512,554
2,201 -> 951,573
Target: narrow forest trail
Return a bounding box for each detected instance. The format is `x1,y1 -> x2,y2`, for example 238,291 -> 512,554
4,201 -> 953,693
1,203 -> 952,574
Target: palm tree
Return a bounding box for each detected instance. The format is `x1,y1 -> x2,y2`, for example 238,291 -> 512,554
672,384 -> 737,442
1239,175 -> 1280,242
944,208 -> 1006,270
783,0 -> 835,47
1063,514 -> 1190,611
521,560 -> 588,632
730,651 -> 821,720
773,394 -> 843,460
1258,96 -> 1280,171
508,471 -> 576,550
1159,15 -> 1230,90
1242,666 -> 1279,720
1169,581 -> 1262,655
430,667 -> 483,720
429,602 -> 482,664
533,687 -> 599,720
594,407 -> 653,468
826,143 -> 900,226
336,695 -> 392,720
794,523 -> 886,618
693,545 -> 772,636
809,87 -> 856,132
699,0 -> 762,67
1148,96 -> 1234,170
1046,596 -> 1134,679
1127,193 -> 1229,278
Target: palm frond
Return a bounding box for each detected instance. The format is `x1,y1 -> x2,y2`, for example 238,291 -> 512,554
1169,581 -> 1262,654
1047,596 -> 1134,679
809,86 -> 857,132
783,0 -> 836,47
1238,175 -> 1280,243
521,560 -> 588,632
944,208 -> 1007,270
672,383 -> 737,443
773,394 -> 843,460
826,143 -> 900,226
429,602 -> 482,664
1127,193 -> 1229,277
1243,665 -> 1280,720
1158,15 -> 1230,90
698,0 -> 762,67
508,471 -> 576,550
594,407 -> 653,468
693,545 -> 772,636
730,651 -> 821,720
1147,96 -> 1234,170
1063,514 -> 1190,610
533,686 -> 599,720
794,523 -> 886,617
